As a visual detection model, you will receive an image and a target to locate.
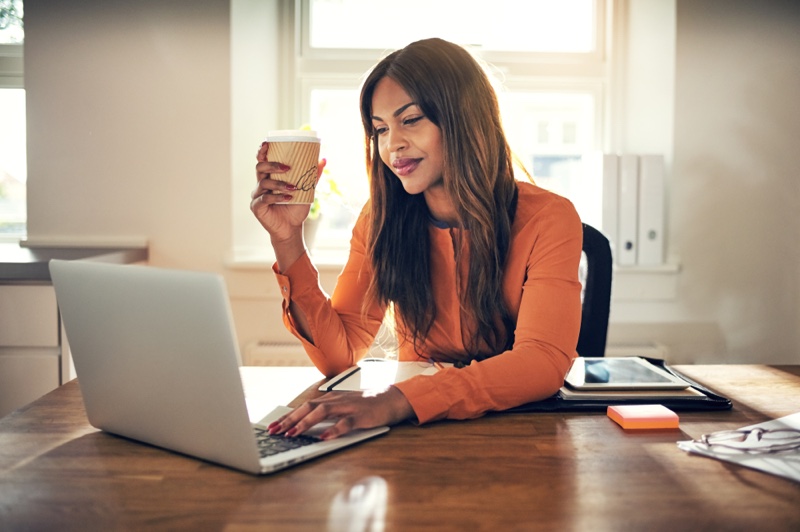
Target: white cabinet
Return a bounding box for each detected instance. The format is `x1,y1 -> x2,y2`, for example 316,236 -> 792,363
0,285 -> 62,417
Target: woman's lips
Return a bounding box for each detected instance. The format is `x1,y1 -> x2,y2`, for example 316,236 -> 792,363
391,158 -> 421,177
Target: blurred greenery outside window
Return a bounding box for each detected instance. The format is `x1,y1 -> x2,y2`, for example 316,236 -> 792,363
0,0 -> 25,241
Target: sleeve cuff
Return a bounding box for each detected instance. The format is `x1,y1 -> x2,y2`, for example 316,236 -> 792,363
272,251 -> 321,306
394,376 -> 451,425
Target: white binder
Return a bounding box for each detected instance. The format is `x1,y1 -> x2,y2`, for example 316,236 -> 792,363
637,155 -> 665,265
617,154 -> 639,266
600,154 -> 619,256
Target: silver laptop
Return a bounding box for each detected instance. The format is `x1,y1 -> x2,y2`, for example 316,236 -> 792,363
49,259 -> 388,475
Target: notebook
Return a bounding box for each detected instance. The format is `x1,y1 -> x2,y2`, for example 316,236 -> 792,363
49,259 -> 389,475
319,359 -> 451,392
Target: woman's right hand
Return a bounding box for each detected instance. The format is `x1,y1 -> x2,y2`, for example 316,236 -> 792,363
250,142 -> 314,244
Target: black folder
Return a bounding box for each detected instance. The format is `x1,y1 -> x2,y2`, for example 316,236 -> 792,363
505,358 -> 733,413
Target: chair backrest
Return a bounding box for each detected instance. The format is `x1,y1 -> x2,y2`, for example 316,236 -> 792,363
576,223 -> 612,357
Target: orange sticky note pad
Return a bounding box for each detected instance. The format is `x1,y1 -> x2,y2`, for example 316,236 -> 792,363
607,404 -> 680,430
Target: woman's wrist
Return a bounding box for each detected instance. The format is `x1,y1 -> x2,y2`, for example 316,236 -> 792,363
271,230 -> 306,273
386,385 -> 416,425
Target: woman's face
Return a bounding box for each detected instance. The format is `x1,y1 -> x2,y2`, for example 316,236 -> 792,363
370,77 -> 445,197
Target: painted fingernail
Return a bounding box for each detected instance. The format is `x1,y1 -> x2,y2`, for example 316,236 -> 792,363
261,141 -> 267,147
320,430 -> 332,440
286,428 -> 298,437
279,163 -> 291,171
283,194 -> 293,201
285,184 -> 297,191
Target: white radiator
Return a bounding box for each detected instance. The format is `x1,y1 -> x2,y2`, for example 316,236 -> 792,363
243,342 -> 313,366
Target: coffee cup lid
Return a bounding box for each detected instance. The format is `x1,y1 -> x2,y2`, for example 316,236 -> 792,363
267,130 -> 320,142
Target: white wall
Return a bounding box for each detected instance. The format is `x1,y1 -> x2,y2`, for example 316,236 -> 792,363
24,0 -> 232,271
679,0 -> 800,363
22,0 -> 800,364
652,0 -> 800,363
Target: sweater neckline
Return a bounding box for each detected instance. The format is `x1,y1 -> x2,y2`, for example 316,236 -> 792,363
429,216 -> 453,229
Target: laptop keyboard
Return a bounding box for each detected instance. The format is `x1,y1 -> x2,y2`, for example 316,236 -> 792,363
253,427 -> 322,458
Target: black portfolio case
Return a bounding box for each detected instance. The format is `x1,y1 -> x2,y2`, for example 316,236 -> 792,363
506,357 -> 733,413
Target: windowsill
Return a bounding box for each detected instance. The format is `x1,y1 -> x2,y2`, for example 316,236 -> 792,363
225,246 -> 348,273
614,262 -> 680,274
0,235 -> 24,245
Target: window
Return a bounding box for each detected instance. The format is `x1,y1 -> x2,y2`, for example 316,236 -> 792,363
307,0 -> 597,53
0,0 -> 25,241
286,0 -> 610,254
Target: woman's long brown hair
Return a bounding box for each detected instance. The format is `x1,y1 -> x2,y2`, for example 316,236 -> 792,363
359,38 -> 518,357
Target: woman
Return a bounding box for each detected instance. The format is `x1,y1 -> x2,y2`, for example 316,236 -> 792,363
251,38 -> 582,440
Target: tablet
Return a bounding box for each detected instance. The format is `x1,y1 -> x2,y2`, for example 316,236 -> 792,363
564,357 -> 690,391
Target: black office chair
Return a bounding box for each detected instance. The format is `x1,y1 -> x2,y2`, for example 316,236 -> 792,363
576,223 -> 612,357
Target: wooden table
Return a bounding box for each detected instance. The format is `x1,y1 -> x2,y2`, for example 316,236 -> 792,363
1,365 -> 799,531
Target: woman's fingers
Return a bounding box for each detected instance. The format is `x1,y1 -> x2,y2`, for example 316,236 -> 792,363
256,160 -> 291,181
249,192 -> 294,213
250,145 -> 326,238
251,157 -> 298,206
318,416 -> 357,441
251,179 -> 294,203
256,141 -> 268,162
267,387 -> 413,440
268,401 -> 327,436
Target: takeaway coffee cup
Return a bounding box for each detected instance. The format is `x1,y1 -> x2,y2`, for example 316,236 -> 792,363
266,130 -> 321,204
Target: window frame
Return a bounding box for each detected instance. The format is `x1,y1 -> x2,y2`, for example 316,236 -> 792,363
288,0 -> 612,249
0,43 -> 24,88
298,0 -> 608,67
292,0 -> 611,121
0,39 -> 25,243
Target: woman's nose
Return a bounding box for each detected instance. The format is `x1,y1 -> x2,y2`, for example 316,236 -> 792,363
385,128 -> 407,152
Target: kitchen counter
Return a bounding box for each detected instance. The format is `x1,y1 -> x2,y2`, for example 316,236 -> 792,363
0,243 -> 148,283
0,241 -> 149,416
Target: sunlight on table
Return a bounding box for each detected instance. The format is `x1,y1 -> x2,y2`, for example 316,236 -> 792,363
240,366 -> 324,422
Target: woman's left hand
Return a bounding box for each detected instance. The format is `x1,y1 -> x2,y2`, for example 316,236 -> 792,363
268,386 -> 415,440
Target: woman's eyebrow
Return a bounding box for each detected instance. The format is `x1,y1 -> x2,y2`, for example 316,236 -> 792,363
371,102 -> 417,122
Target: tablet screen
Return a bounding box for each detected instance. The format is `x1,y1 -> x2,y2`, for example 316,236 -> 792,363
565,357 -> 690,390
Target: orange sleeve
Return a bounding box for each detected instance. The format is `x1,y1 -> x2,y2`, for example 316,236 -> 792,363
273,212 -> 384,377
394,187 -> 583,423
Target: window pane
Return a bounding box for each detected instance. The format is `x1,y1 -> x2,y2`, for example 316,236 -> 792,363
0,88 -> 27,238
499,90 -> 601,225
308,88 -> 369,249
310,0 -> 595,53
305,85 -> 601,241
0,0 -> 25,44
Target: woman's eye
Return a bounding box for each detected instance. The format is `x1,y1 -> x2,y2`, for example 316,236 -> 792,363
374,126 -> 388,135
403,116 -> 423,126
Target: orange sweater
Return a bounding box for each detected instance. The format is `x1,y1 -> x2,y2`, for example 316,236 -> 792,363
273,181 -> 583,424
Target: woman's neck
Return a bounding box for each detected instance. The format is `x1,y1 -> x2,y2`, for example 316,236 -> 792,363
423,187 -> 459,227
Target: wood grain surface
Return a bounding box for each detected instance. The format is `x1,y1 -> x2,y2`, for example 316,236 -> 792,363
0,365 -> 798,531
